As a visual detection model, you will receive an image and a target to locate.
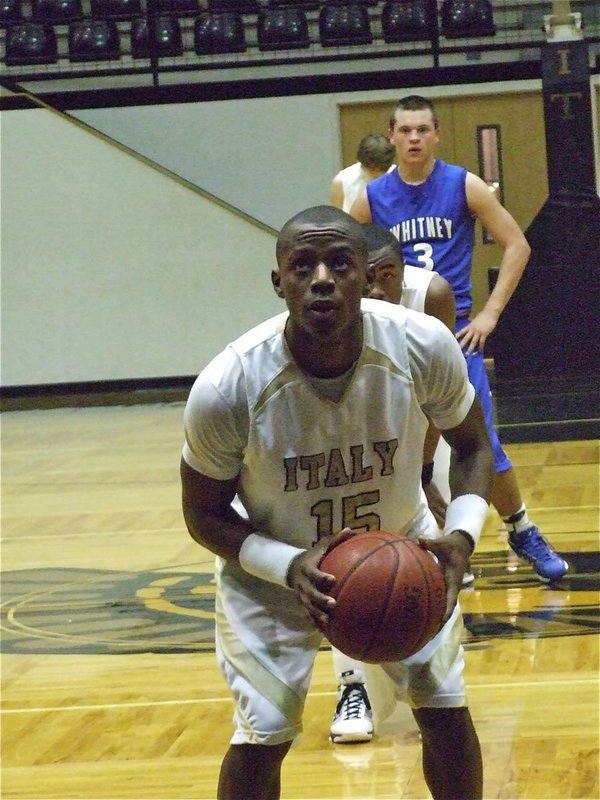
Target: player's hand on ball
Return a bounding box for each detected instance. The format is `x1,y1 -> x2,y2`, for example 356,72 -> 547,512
287,528 -> 354,629
417,532 -> 473,623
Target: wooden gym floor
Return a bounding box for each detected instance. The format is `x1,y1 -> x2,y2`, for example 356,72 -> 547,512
1,403 -> 598,800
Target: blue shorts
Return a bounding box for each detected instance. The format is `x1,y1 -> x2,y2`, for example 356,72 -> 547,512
456,318 -> 512,475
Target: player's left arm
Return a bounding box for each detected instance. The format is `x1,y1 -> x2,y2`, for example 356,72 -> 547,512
414,318 -> 493,618
458,172 -> 531,355
421,396 -> 493,620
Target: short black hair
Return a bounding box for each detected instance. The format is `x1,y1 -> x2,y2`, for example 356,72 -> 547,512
277,205 -> 367,263
361,223 -> 403,261
390,95 -> 439,130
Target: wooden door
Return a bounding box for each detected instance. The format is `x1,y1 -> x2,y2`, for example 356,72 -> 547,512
450,91 -> 548,311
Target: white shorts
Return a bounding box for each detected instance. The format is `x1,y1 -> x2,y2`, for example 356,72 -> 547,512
362,603 -> 466,727
214,544 -> 467,746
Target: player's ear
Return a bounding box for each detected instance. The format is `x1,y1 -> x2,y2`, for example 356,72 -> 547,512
271,269 -> 285,298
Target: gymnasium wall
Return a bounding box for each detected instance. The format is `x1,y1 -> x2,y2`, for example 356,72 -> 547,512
2,76 -> 599,388
0,104 -> 280,386
69,80 -> 560,232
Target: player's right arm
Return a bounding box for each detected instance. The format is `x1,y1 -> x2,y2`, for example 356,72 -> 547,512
181,369 -> 340,626
180,367 -> 252,561
181,457 -> 340,626
348,187 -> 372,223
180,458 -> 250,560
330,173 -> 345,209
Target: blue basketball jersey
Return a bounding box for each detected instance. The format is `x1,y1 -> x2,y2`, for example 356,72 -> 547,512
367,160 -> 475,318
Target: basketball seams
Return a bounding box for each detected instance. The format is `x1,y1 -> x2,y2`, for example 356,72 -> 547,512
392,540 -> 435,656
362,542 -> 400,661
325,538 -> 398,661
327,538 -> 393,598
320,531 -> 445,663
404,539 -> 445,644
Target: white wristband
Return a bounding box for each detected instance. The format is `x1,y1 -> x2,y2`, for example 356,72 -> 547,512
442,494 -> 489,551
238,533 -> 306,588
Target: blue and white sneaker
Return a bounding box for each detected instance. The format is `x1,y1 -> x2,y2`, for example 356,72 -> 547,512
508,526 -> 568,582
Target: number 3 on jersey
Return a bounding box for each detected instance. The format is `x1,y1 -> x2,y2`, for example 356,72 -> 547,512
413,242 -> 434,270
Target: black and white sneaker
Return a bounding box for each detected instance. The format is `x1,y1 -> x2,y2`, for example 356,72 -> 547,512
329,670 -> 373,744
462,560 -> 475,587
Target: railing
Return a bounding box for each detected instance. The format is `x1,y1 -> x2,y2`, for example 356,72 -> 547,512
1,0 -> 598,92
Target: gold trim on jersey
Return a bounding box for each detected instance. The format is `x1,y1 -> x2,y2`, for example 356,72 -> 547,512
255,365 -> 300,417
215,591 -> 307,725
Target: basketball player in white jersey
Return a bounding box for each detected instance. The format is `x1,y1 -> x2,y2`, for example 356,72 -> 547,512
330,133 -> 395,213
328,222 -> 461,745
181,205 -> 493,800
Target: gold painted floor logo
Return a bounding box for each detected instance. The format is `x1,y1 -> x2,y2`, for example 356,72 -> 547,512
0,564 -> 216,654
1,550 -> 598,655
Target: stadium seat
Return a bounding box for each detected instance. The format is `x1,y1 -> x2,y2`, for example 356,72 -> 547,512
31,0 -> 82,23
4,20 -> 58,63
68,17 -> 121,59
257,6 -> 310,50
268,0 -> 319,12
207,0 -> 258,14
319,3 -> 372,46
90,0 -> 142,20
194,11 -> 246,53
153,0 -> 200,16
440,0 -> 495,39
0,0 -> 23,27
381,0 -> 435,43
130,14 -> 184,56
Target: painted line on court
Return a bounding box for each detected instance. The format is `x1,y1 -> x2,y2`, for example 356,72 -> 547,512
2,679 -> 598,714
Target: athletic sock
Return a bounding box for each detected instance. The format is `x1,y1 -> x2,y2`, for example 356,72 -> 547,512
502,503 -> 531,534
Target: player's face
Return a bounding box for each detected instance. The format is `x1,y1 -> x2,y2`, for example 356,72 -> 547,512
366,246 -> 403,305
389,108 -> 439,165
273,220 -> 367,342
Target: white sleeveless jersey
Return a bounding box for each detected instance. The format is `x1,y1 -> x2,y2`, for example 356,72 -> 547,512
401,266 -> 452,502
402,264 -> 437,313
183,300 -> 473,572
339,162 -> 370,213
338,162 -> 395,213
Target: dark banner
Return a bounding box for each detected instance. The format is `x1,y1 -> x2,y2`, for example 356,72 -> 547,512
541,39 -> 597,194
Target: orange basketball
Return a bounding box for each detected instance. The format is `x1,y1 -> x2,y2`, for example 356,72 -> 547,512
318,530 -> 446,663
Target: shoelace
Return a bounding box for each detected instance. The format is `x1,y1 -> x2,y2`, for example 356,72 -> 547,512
338,685 -> 369,720
527,534 -> 558,563
515,530 -> 555,562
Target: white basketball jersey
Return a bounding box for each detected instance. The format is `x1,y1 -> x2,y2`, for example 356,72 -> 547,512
402,265 -> 437,313
339,162 -> 395,213
183,300 -> 472,571
340,162 -> 370,213
400,266 -> 452,503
